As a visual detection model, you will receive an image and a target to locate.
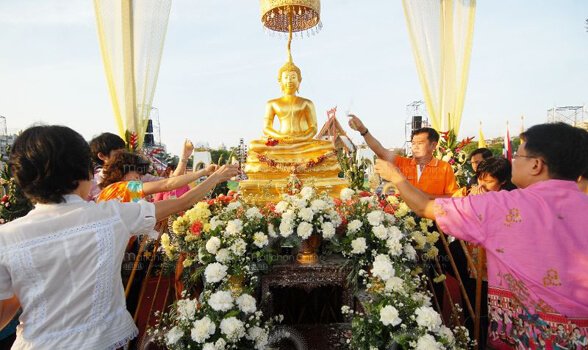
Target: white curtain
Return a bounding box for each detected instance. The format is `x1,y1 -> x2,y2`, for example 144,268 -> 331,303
94,0 -> 171,148
402,0 -> 476,135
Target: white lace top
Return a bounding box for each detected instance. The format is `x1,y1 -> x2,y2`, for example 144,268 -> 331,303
0,195 -> 157,349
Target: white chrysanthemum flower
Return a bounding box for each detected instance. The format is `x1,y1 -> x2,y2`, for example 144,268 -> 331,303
209,217 -> 222,230
204,263 -> 228,283
268,223 -> 277,238
372,225 -> 388,240
275,201 -> 289,214
279,220 -> 293,238
281,210 -> 296,222
299,207 -> 314,222
230,238 -> 247,257
340,188 -> 355,201
245,207 -> 262,220
415,306 -> 442,332
404,244 -> 417,261
219,317 -> 246,342
416,334 -> 442,350
225,219 -> 243,235
367,210 -> 385,226
205,236 -> 221,255
165,326 -> 184,345
297,221 -> 314,240
386,237 -> 403,256
191,316 -> 216,343
236,293 -> 257,314
321,222 -> 336,240
253,232 -> 269,248
208,290 -> 234,312
328,210 -> 343,227
438,325 -> 455,344
380,305 -> 402,326
385,213 -> 396,225
300,186 -> 314,200
215,248 -> 231,263
176,299 -> 197,321
412,292 -> 432,307
202,343 -> 215,350
293,198 -> 308,209
310,199 -> 327,211
350,237 -> 367,254
372,254 -> 395,281
215,338 -> 227,349
347,219 -> 363,234
388,226 -> 403,241
247,326 -> 269,350
226,201 -> 242,211
385,276 -> 405,293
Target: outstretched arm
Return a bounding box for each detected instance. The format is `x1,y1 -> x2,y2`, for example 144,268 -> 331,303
142,165 -> 218,196
348,115 -> 396,162
171,139 -> 194,177
374,159 -> 435,219
153,164 -> 239,220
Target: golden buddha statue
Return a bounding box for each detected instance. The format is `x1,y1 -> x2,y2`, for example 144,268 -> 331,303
240,57 -> 348,204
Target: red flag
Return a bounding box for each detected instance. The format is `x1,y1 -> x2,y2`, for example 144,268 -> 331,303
503,122 -> 512,162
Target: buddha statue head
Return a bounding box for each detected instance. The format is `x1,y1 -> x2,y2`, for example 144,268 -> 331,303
278,60 -> 302,95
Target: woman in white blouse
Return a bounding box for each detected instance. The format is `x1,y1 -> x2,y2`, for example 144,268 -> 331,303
0,125 -> 238,349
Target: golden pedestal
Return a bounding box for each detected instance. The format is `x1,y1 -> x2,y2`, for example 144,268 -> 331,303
239,139 -> 348,205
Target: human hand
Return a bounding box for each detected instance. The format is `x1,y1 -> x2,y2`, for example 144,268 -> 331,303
212,164 -> 240,183
181,139 -> 194,159
374,159 -> 405,184
347,114 -> 367,134
204,164 -> 219,176
469,184 -> 488,196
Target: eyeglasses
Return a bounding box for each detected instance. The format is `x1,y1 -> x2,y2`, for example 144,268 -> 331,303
512,153 -> 536,160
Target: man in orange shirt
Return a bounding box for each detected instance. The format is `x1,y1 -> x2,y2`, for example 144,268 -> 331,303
348,115 -> 457,197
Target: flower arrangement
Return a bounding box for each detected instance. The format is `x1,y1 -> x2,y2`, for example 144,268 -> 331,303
148,289 -> 279,349
435,130 -> 474,188
154,186 -> 472,349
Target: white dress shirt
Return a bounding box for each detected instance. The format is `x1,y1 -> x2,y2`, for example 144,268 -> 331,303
0,194 -> 156,349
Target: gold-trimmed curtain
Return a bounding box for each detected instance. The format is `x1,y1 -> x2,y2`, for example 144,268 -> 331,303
94,0 -> 171,148
402,0 -> 476,135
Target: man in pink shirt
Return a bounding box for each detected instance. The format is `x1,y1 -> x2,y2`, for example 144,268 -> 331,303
375,122 -> 588,349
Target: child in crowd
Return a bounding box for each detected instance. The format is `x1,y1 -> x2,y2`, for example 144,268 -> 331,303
0,125 -> 237,348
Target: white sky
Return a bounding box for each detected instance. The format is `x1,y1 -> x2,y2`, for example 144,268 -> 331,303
1,1 -> 587,155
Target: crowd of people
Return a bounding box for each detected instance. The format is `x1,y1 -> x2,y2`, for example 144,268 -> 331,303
348,116 -> 588,349
0,126 -> 238,349
0,119 -> 587,349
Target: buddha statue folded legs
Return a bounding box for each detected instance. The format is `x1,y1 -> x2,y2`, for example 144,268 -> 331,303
239,59 -> 347,204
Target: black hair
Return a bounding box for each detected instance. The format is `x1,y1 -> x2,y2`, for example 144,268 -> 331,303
476,157 -> 517,191
470,148 -> 493,160
411,127 -> 439,143
89,132 -> 126,166
520,122 -> 588,181
10,125 -> 93,204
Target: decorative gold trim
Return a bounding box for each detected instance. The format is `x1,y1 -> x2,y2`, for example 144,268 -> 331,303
260,0 -> 320,32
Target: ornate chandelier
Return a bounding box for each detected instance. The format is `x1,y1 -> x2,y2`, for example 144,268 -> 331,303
260,0 -> 321,35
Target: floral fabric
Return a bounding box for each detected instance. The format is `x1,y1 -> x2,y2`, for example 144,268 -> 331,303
97,180 -> 145,203
435,179 -> 588,349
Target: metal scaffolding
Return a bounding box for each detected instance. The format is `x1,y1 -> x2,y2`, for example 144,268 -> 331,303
404,100 -> 429,155
546,105 -> 586,129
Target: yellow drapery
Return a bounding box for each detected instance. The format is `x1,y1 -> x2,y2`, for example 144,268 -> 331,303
94,0 -> 171,148
402,0 -> 476,135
